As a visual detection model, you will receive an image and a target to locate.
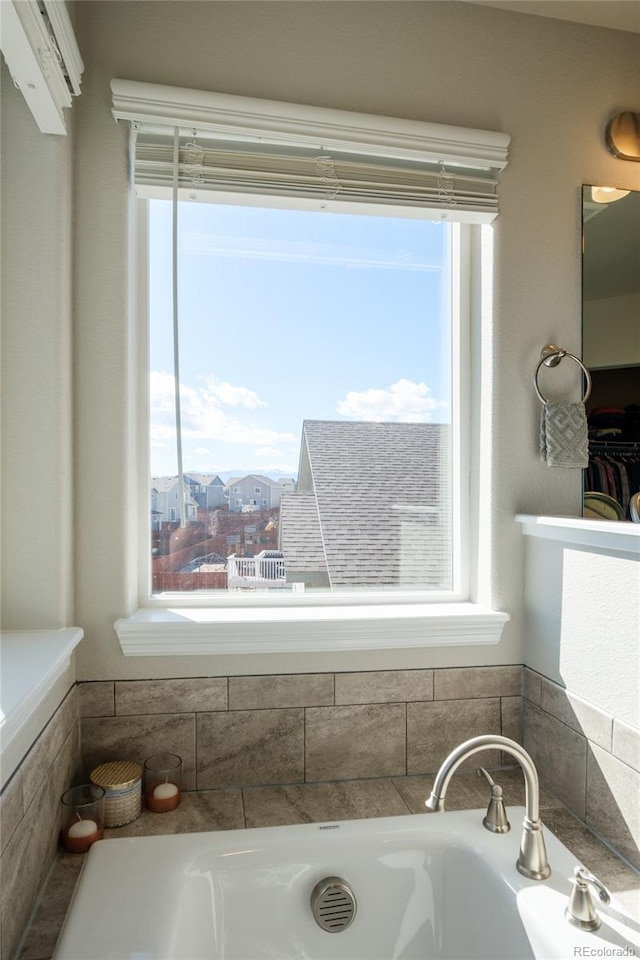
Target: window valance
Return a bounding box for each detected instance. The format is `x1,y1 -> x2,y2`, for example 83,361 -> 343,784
111,80 -> 509,222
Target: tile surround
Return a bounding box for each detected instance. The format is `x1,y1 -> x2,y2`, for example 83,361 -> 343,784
18,771 -> 640,960
334,669 -> 433,705
523,666 -> 640,870
7,664 -> 640,960
523,700 -> 588,818
0,686 -> 80,960
407,697 -> 502,774
72,665 -> 639,876
78,666 -> 524,796
116,677 -> 228,715
196,708 -> 305,788
243,777 -> 408,827
228,673 -> 333,710
305,703 -> 406,781
81,712 -> 197,790
75,665 -> 639,873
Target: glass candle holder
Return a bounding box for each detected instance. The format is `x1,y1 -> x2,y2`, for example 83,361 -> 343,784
144,754 -> 182,812
61,784 -> 105,853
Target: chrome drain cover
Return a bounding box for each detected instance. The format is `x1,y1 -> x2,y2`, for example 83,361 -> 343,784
311,876 -> 357,932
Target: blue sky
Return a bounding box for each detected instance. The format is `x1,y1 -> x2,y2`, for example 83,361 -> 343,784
149,199 -> 451,478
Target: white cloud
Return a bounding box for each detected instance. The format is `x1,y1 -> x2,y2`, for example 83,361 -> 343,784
203,376 -> 267,410
150,371 -> 295,447
335,378 -> 446,422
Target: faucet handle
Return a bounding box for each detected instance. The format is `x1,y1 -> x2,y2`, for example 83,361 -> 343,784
565,866 -> 611,931
476,768 -> 511,834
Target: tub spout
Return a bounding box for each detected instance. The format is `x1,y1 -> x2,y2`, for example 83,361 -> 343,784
425,735 -> 551,880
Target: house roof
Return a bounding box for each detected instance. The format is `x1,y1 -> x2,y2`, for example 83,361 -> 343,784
151,475 -> 180,493
278,492 -> 327,575
185,473 -> 225,486
280,420 -> 451,589
225,474 -> 287,489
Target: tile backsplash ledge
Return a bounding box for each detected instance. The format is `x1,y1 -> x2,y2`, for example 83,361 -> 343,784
2,663 -> 639,960
78,665 -> 523,790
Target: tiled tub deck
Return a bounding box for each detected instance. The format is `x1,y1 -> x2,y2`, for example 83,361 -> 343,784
5,664 -> 640,959
19,770 -> 640,960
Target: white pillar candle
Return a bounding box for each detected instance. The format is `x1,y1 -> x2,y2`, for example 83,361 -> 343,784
152,782 -> 178,800
67,818 -> 98,838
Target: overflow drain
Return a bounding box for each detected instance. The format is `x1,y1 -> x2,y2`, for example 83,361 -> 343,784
311,877 -> 357,932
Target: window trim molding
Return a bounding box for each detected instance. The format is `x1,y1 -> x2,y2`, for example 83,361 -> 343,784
111,79 -> 509,173
123,129 -> 509,658
114,603 -> 509,656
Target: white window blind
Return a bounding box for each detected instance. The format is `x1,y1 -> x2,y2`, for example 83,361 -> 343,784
111,80 -> 509,222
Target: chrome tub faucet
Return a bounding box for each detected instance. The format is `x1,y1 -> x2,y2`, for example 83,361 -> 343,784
565,866 -> 611,931
425,735 -> 551,880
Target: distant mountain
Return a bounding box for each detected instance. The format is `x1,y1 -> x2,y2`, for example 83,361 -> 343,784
152,470 -> 297,484
216,469 -> 297,483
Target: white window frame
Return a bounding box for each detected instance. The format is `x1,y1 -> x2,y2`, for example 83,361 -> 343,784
115,198 -> 509,656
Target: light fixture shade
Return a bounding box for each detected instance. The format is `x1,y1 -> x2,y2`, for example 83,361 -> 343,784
591,186 -> 631,204
606,112 -> 640,162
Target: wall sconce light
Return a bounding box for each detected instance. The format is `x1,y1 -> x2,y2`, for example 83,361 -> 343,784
605,112 -> 640,162
591,186 -> 631,204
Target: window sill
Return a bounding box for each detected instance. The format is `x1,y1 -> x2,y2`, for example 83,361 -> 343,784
516,514 -> 640,555
0,627 -> 84,788
114,603 -> 510,656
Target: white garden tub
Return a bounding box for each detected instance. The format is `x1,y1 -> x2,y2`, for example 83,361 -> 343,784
53,808 -> 639,960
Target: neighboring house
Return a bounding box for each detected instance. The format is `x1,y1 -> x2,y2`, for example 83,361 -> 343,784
279,420 -> 450,590
150,476 -> 198,524
226,474 -> 296,513
184,473 -> 227,510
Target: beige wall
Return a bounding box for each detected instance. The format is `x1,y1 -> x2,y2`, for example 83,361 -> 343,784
2,2 -> 640,682
1,62 -> 74,628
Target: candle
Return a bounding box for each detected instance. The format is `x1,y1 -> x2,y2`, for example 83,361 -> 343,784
153,783 -> 178,800
67,818 -> 98,838
63,818 -> 103,854
145,781 -> 181,813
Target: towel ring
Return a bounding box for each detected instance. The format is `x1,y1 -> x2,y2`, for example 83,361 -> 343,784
533,345 -> 592,405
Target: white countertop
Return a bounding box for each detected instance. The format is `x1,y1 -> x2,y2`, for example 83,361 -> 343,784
0,627 -> 83,788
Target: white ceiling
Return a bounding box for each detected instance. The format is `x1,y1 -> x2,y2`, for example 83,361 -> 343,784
463,1 -> 640,34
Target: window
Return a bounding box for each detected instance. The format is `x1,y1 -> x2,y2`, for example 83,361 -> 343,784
147,196 -> 465,598
112,80 -> 510,654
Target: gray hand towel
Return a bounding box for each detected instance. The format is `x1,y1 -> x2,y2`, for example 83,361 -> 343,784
540,402 -> 588,468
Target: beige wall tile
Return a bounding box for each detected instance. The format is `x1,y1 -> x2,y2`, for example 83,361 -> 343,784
18,856 -> 84,960
79,681 -> 115,717
228,674 -> 333,710
587,744 -> 640,870
197,709 -> 304,789
115,678 -> 227,715
501,696 -> 523,745
21,687 -> 78,807
81,713 -> 197,790
0,768 -> 24,856
612,719 -> 640,774
523,668 -> 542,705
243,778 -> 409,828
434,666 -> 522,700
523,701 -> 587,819
0,688 -> 81,960
335,669 -> 433,705
100,790 -> 245,837
407,698 -> 502,774
1,773 -> 59,960
540,679 -> 613,752
306,704 -> 406,782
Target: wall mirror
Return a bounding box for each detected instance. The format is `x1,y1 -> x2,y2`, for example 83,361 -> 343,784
582,185 -> 640,521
